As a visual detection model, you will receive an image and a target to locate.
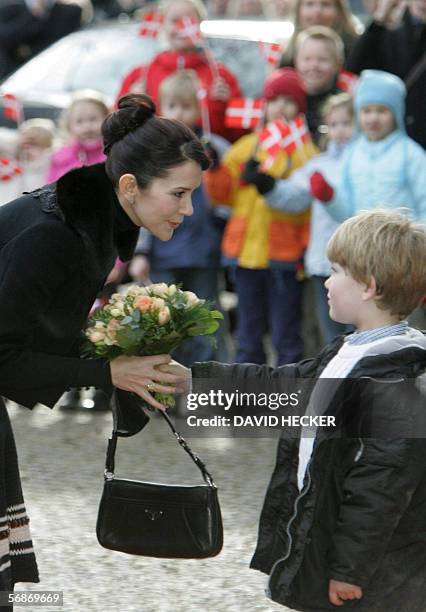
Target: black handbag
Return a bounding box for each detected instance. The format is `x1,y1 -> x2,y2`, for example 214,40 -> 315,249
96,400 -> 223,559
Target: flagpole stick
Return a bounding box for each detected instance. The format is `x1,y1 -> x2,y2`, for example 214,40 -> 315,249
203,46 -> 221,82
198,89 -> 212,142
251,105 -> 266,160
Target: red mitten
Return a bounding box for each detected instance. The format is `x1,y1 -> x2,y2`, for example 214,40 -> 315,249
309,172 -> 334,203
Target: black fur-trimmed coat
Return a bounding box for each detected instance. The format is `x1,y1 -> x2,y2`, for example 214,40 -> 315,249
0,163 -> 146,434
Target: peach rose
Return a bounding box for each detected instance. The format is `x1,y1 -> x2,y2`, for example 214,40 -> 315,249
134,295 -> 153,313
87,328 -> 106,343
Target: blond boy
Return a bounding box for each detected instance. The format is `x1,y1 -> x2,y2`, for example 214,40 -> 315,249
165,209 -> 426,611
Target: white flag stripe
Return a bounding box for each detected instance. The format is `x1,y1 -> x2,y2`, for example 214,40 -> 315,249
288,119 -> 309,149
226,101 -> 262,128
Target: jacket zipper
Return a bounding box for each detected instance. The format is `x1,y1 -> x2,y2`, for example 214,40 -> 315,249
266,437 -> 365,598
266,453 -> 314,598
354,438 -> 364,462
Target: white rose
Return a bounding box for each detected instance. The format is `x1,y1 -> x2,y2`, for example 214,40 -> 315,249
151,297 -> 166,310
87,329 -> 106,343
110,307 -> 124,318
168,284 -> 177,296
126,285 -> 148,298
158,306 -> 171,325
183,291 -> 200,306
149,282 -> 169,298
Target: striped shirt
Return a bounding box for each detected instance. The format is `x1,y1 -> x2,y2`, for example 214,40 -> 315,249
346,321 -> 409,346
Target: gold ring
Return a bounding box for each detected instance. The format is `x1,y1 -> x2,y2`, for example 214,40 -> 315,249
146,382 -> 154,391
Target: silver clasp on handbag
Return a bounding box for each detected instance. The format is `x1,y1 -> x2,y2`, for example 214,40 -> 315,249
104,470 -> 115,480
144,510 -> 164,521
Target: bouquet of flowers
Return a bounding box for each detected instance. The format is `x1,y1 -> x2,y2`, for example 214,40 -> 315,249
82,283 -> 223,407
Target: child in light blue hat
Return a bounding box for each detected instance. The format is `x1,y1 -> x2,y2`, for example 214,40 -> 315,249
309,69 -> 426,225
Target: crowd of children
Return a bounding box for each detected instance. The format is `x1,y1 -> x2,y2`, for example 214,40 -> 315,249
0,3 -> 425,610
0,4 -> 425,374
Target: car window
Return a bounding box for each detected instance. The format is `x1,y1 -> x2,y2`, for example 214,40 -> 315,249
65,30 -> 158,97
2,25 -> 158,102
206,37 -> 267,97
2,23 -> 271,103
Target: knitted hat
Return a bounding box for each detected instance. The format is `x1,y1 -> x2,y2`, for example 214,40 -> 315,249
262,68 -> 306,114
354,70 -> 406,132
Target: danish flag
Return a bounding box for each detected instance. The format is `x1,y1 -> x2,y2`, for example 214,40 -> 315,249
139,11 -> 164,38
259,119 -> 292,157
258,42 -> 282,67
175,16 -> 203,46
0,158 -> 23,181
337,70 -> 359,94
2,93 -> 23,124
260,116 -> 311,166
286,115 -> 312,152
225,98 -> 263,129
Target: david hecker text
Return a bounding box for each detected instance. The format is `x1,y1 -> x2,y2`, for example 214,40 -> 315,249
186,415 -> 336,427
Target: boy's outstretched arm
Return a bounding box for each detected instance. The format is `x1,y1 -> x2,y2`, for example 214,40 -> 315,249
327,438 -> 426,590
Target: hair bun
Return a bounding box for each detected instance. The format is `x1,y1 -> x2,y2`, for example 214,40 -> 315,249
102,94 -> 156,155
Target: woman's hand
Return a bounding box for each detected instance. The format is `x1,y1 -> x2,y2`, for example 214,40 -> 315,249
110,354 -> 184,410
158,360 -> 192,394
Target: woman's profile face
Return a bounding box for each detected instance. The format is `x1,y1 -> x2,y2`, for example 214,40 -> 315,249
298,0 -> 339,28
163,1 -> 201,51
133,160 -> 202,241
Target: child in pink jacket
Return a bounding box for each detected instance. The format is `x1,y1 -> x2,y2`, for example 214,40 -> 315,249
46,90 -> 109,182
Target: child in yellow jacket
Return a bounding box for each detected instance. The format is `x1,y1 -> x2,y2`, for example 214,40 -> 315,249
205,68 -> 318,365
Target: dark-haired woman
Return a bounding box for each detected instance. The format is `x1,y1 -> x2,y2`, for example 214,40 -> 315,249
0,94 -> 210,602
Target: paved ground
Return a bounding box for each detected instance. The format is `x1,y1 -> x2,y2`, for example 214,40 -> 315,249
9,402 -> 292,612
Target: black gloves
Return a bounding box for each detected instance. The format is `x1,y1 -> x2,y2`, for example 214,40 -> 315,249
241,158 -> 275,195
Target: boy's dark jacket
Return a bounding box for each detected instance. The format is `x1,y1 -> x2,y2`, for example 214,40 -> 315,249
193,334 -> 426,611
0,163 -> 146,435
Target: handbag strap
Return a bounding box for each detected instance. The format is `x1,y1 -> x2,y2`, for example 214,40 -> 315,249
105,401 -> 216,488
159,410 -> 216,487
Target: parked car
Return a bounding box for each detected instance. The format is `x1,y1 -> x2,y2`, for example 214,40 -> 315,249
0,19 -> 293,128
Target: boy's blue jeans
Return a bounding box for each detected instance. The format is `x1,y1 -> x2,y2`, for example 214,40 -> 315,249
234,266 -> 303,366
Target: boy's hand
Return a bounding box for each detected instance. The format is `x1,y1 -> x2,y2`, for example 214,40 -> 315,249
329,580 -> 363,606
310,171 -> 334,202
241,158 -> 276,195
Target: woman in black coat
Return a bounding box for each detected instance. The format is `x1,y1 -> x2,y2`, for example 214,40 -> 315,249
0,93 -> 209,598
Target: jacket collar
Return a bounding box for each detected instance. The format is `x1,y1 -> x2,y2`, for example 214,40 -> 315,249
55,162 -> 139,265
35,163 -> 139,276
